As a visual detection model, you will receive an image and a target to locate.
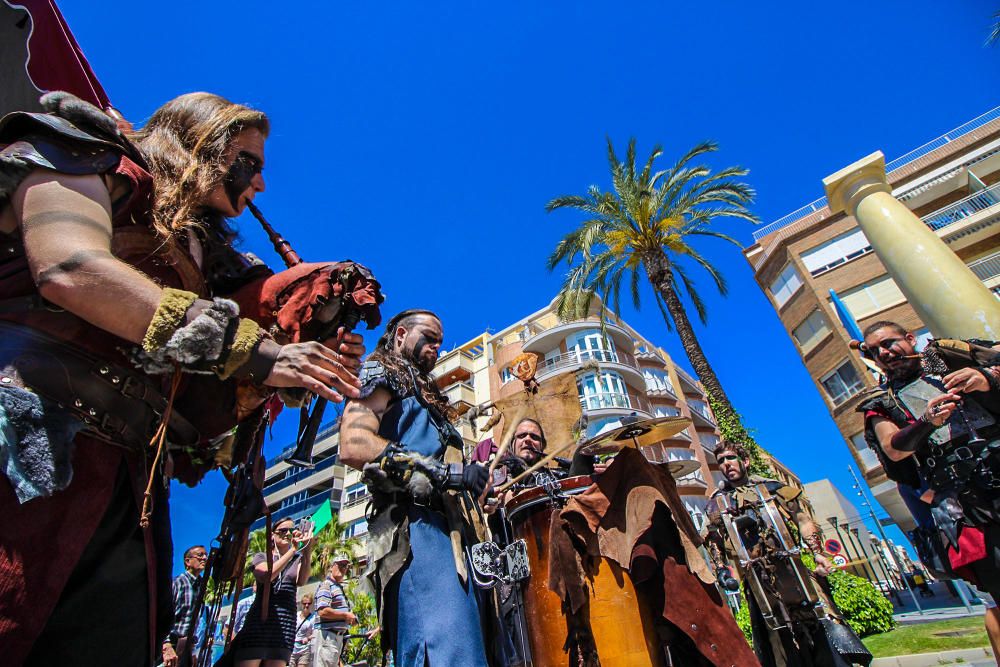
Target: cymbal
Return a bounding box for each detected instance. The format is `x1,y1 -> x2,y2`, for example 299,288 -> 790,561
666,458 -> 702,478
578,415 -> 691,456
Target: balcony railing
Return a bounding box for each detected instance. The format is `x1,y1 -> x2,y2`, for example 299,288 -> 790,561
921,183 -> 1000,231
580,391 -> 632,411
253,491 -> 331,530
969,250 -> 1000,283
688,400 -> 715,424
263,454 -> 340,497
752,105 -> 1000,242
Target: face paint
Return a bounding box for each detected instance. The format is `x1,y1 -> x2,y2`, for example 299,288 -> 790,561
412,332 -> 438,372
222,151 -> 263,209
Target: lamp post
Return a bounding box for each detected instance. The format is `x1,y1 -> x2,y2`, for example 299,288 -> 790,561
847,526 -> 879,585
848,465 -> 923,614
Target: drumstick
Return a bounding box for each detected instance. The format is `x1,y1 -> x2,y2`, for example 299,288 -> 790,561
496,436 -> 581,494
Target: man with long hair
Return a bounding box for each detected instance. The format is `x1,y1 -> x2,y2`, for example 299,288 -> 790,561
341,309 -> 490,667
0,92 -> 366,664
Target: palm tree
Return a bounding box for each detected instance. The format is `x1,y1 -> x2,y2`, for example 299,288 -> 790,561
242,527 -> 269,589
310,514 -> 362,576
989,10 -> 1000,44
546,138 -> 769,473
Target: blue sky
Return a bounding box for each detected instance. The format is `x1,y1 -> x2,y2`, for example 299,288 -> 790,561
56,0 -> 1000,574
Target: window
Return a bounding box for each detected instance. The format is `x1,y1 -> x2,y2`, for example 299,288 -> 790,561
345,482 -> 368,506
568,330 -> 617,363
769,264 -> 803,308
643,368 -> 675,394
802,229 -> 872,276
577,371 -> 631,410
835,277 -> 905,320
688,399 -> 713,422
347,519 -> 368,537
654,405 -> 681,418
820,361 -> 864,406
500,366 -> 514,384
684,496 -> 709,530
792,310 -> 831,353
700,433 -> 720,450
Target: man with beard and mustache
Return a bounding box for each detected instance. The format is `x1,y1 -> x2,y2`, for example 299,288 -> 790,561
859,320 -> 1000,643
704,442 -> 872,667
340,309 -> 490,667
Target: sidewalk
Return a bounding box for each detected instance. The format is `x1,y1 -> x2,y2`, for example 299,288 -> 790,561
872,647 -> 996,666
895,602 -> 988,625
890,581 -> 989,624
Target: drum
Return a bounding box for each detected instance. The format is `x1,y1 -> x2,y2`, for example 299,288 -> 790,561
506,475 -> 662,666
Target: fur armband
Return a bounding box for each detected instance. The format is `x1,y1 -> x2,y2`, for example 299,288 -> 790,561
135,294 -> 253,376
142,288 -> 199,353
361,444 -> 450,503
218,318 -> 265,380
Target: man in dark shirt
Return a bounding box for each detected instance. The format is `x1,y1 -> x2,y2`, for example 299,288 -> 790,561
163,544 -> 207,667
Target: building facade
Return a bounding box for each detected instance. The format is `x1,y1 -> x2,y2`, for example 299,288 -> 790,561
432,297 -> 803,531
743,107 -> 1000,531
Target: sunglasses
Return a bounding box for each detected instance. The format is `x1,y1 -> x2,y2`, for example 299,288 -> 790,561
516,432 -> 542,441
274,528 -> 295,537
717,454 -> 740,463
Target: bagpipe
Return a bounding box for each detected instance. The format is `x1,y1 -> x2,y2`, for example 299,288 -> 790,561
186,203 -> 384,665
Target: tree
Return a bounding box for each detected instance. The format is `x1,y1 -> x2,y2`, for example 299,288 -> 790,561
242,527 -> 268,589
342,581 -> 382,666
547,138 -> 769,473
988,10 -> 1000,45
310,514 -> 362,575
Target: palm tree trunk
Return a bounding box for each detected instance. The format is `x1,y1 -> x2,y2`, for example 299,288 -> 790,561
643,252 -> 768,470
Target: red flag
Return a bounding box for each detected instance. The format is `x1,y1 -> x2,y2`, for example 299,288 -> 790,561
1,0 -> 111,115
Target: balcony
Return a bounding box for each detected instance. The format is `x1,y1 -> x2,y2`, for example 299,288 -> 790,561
687,399 -> 716,427
433,350 -> 476,387
969,250 -> 1000,284
252,490 -> 332,531
263,455 -> 341,499
443,382 -> 476,413
579,391 -> 652,421
536,348 -> 644,389
522,320 -> 635,355
675,468 -> 708,489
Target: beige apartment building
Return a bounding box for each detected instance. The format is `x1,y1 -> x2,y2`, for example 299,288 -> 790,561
432,296 -> 803,531
743,106 -> 1000,531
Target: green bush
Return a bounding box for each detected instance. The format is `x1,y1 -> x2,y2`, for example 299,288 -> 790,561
801,552 -> 896,637
735,553 -> 895,642
826,569 -> 896,637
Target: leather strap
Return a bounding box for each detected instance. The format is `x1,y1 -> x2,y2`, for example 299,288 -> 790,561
0,320 -> 200,450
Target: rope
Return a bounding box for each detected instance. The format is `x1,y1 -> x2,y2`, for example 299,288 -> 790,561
140,367 -> 182,529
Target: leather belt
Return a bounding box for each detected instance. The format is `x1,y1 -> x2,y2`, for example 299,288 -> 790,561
0,320 -> 200,452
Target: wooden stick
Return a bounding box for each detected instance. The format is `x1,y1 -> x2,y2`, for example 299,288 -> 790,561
496,436 -> 581,494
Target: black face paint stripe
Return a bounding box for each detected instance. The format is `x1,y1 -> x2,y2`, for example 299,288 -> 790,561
222,151 -> 263,209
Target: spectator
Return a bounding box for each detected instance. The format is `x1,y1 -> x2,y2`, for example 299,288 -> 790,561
231,517 -> 314,666
163,545 -> 207,667
290,594 -> 316,666
313,555 -> 356,667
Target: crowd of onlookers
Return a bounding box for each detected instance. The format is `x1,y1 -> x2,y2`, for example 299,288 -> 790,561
165,517 -> 370,667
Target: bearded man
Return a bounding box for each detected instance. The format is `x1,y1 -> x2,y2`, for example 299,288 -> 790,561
341,309 -> 490,667
704,442 -> 871,667
859,320 -> 1000,639
0,92 -> 367,665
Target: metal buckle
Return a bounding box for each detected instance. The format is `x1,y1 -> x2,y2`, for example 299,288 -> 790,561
952,447 -> 974,462
120,375 -> 147,401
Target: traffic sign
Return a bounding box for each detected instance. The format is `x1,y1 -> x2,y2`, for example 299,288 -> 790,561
831,554 -> 848,569
825,539 -> 842,555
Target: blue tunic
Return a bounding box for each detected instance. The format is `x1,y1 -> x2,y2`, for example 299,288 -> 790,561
377,393 -> 489,667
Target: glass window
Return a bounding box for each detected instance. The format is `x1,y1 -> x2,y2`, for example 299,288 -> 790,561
643,368 -> 675,394
820,361 -> 864,406
500,366 -> 514,384
577,371 -> 631,410
348,519 -> 368,537
835,277 -> 905,320
913,327 -> 933,351
654,405 -> 680,418
792,310 -> 831,353
700,433 -> 720,449
569,330 -> 617,363
769,264 -> 803,308
345,483 -> 368,505
802,229 -> 872,276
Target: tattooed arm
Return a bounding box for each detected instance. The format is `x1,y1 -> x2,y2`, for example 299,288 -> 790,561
340,388 -> 393,470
